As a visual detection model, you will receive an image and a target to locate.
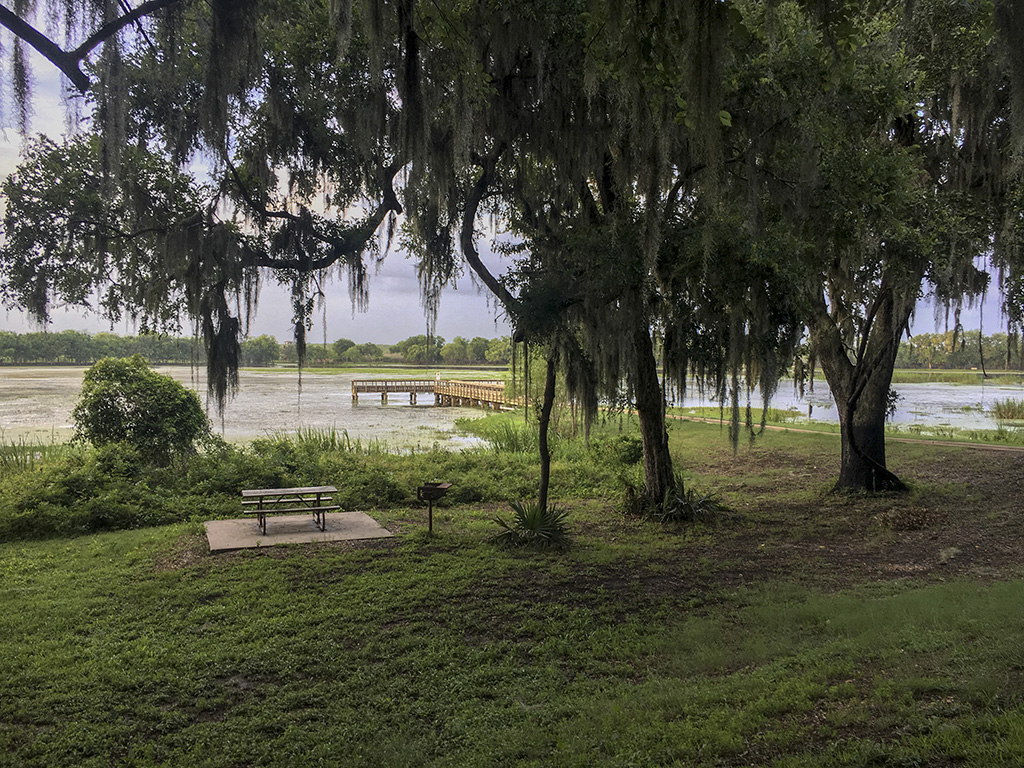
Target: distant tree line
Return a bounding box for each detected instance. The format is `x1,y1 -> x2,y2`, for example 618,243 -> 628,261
0,330 -> 200,365
291,335 -> 512,367
0,330 -> 511,368
897,332 -> 1023,371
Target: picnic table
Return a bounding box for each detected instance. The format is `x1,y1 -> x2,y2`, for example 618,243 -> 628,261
241,485 -> 340,535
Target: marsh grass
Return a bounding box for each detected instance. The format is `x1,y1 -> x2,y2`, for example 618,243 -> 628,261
292,425 -> 393,455
991,397 -> 1024,421
0,432 -> 77,472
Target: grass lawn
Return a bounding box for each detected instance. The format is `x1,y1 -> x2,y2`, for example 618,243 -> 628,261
2,422 -> 1023,766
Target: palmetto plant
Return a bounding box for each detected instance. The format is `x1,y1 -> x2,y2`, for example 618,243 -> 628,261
492,501 -> 571,551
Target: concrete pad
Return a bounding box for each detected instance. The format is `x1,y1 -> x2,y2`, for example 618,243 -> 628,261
205,511 -> 394,553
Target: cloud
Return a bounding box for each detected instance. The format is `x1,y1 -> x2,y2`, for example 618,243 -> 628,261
0,51 -> 514,343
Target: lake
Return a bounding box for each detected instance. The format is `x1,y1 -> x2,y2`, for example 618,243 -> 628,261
672,377 -> 1024,433
0,366 -> 492,448
1,366 -> 1022,444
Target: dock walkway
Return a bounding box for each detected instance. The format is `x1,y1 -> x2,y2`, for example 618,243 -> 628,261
351,379 -> 509,408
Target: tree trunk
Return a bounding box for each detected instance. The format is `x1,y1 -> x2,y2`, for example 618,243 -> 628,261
632,323 -> 675,505
832,373 -> 905,491
812,292 -> 909,493
537,350 -> 557,512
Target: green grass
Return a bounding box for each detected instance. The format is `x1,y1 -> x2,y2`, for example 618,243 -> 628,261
2,416 -> 1024,764
2,523 -> 1022,766
668,405 -> 1024,447
991,397 -> 1024,421
892,369 -> 1024,385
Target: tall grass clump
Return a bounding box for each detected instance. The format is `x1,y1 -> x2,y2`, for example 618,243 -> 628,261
292,426 -> 391,455
481,421 -> 539,454
0,433 -> 77,472
991,398 -> 1024,421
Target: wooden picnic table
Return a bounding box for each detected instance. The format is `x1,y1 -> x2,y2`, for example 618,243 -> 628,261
241,485 -> 340,535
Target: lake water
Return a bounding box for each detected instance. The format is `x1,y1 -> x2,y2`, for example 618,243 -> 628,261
0,366 -> 491,448
2,366 -> 1022,444
672,378 -> 1024,432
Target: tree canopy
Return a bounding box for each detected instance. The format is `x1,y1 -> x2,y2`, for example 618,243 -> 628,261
2,0 -> 1023,496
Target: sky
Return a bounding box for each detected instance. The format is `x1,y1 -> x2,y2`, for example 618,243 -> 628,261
0,46 -> 1003,345
0,49 -> 513,345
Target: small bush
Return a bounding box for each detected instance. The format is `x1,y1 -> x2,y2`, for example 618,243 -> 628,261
492,500 -> 571,550
591,435 -> 643,465
623,474 -> 723,524
72,355 -> 210,465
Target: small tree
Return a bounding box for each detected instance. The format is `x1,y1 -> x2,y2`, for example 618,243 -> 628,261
72,356 -> 210,465
332,338 -> 356,359
240,335 -> 281,367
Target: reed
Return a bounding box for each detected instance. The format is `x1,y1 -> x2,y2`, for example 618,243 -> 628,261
482,421 -> 539,454
0,432 -> 75,472
291,426 -> 392,455
991,398 -> 1024,421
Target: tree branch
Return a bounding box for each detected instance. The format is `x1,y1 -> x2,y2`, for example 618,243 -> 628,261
0,0 -> 180,93
461,146 -> 519,311
74,0 -> 178,59
0,4 -> 88,91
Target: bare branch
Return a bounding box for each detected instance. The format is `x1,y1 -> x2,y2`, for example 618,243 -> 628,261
0,4 -> 88,91
0,0 -> 180,93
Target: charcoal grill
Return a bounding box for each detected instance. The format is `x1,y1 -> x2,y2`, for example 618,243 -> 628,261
416,482 -> 452,534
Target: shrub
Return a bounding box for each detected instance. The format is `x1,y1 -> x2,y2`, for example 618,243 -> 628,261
0,444 -> 184,540
72,355 -> 210,465
592,435 -> 643,465
623,473 -> 722,524
492,500 -> 571,550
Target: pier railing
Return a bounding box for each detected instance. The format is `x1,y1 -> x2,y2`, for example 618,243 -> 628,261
351,379 -> 509,408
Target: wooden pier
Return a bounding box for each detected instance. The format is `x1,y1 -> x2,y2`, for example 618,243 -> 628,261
351,379 -> 508,408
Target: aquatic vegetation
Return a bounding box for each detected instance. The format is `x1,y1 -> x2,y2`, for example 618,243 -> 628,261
991,398 -> 1024,421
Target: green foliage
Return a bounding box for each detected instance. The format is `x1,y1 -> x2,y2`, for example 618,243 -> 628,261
0,433 -> 77,473
492,500 -> 571,550
0,329 -> 201,366
592,435 -> 644,465
332,337 -> 356,358
239,334 -> 281,366
72,356 -> 211,465
0,136 -> 207,332
0,443 -> 187,540
623,473 -> 723,524
991,398 -> 1024,421
391,335 -> 445,364
480,420 -> 539,454
896,331 -> 1024,372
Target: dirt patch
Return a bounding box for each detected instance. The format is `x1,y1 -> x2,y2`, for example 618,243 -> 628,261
155,445 -> 1023,600
152,532 -> 209,572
